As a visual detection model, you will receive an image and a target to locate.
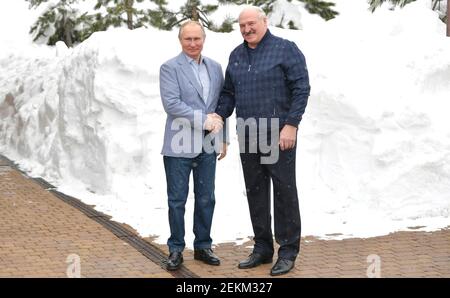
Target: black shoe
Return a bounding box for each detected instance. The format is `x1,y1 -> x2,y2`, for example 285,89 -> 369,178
238,253 -> 273,269
194,248 -> 220,266
270,258 -> 295,276
167,252 -> 183,271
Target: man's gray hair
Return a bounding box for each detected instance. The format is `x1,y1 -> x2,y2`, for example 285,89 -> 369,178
178,20 -> 206,39
238,6 -> 267,21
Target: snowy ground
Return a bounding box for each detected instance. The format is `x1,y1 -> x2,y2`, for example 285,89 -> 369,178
1,0 -> 449,248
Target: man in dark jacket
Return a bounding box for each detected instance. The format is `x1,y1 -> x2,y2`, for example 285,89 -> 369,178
213,6 -> 310,276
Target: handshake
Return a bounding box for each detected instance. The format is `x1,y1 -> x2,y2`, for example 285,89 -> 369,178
204,113 -> 224,134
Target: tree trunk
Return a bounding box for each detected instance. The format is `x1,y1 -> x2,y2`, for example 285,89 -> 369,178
192,7 -> 199,21
63,15 -> 73,47
447,0 -> 449,36
126,0 -> 134,29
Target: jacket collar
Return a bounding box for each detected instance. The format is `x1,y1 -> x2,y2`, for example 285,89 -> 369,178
176,52 -> 208,66
243,29 -> 272,50
175,52 -> 215,107
176,52 -> 203,101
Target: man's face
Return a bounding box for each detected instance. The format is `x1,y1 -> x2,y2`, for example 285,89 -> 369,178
179,24 -> 205,60
239,10 -> 268,48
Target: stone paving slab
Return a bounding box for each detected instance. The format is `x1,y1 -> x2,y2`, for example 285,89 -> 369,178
0,161 -> 171,278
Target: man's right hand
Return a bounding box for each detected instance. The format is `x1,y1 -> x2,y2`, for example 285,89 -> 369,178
204,113 -> 224,134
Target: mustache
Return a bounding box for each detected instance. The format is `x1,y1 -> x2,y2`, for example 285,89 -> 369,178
243,31 -> 255,36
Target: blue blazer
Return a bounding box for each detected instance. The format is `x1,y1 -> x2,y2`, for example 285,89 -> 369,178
160,52 -> 224,158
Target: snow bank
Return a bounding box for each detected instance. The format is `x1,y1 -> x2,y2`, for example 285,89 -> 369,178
1,0 -> 449,246
295,0 -> 450,237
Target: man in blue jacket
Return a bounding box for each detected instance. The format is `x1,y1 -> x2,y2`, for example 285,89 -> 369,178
160,21 -> 226,271
213,6 -> 310,276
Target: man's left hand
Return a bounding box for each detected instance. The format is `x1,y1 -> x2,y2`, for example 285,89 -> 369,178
279,124 -> 297,151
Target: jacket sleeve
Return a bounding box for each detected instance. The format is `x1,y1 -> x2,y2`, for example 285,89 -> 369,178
216,64 -> 230,144
159,62 -> 206,130
215,55 -> 236,121
282,41 -> 311,128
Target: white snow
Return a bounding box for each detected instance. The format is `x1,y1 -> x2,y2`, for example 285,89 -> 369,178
1,0 -> 449,248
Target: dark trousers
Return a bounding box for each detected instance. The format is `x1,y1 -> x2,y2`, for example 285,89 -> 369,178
240,147 -> 301,261
163,151 -> 216,253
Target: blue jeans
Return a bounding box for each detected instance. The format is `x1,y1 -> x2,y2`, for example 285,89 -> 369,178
163,152 -> 216,253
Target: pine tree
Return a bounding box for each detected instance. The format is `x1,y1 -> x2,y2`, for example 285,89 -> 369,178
218,0 -> 276,15
92,0 -> 155,30
26,0 -> 342,45
26,0 -> 175,46
26,0 -> 92,47
153,0 -> 237,32
303,0 -> 338,20
151,0 -> 339,32
369,0 -> 448,25
368,0 -> 416,12
170,0 -> 219,30
447,0 -> 449,36
147,0 -> 177,30
210,16 -> 236,32
218,0 -> 338,20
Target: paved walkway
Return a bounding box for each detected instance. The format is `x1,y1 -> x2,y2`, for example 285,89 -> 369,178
1,155 -> 449,278
0,156 -> 171,278
158,228 -> 450,278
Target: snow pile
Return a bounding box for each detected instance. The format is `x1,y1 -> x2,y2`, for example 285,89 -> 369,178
0,26 -> 252,242
1,0 -> 449,246
295,0 -> 450,238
